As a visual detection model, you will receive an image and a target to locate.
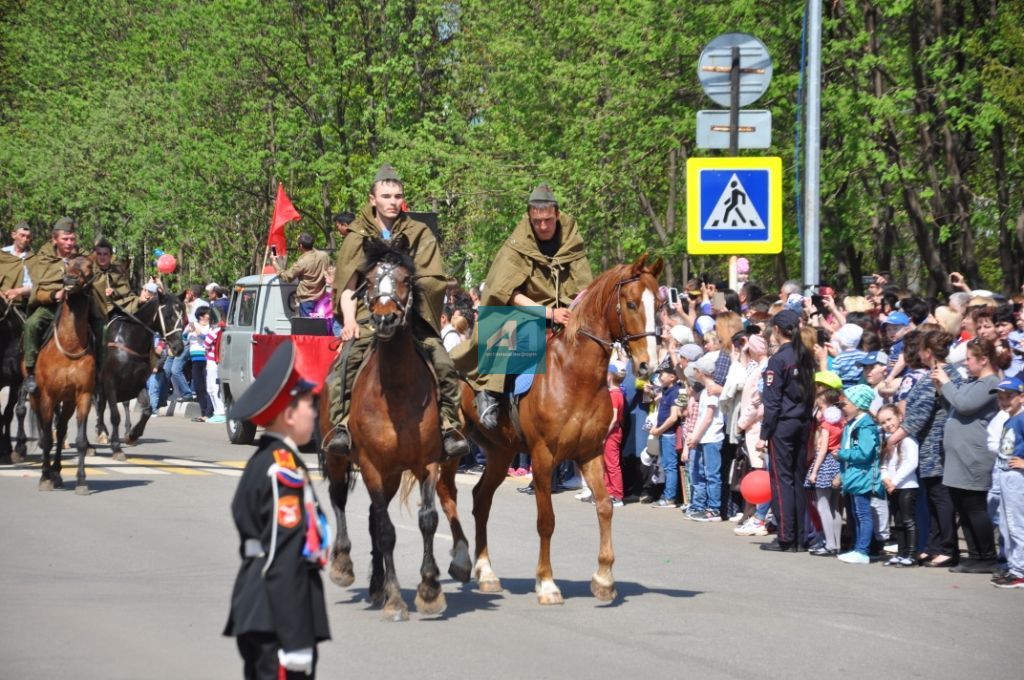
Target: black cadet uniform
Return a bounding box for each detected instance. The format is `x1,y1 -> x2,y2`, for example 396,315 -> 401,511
224,342 -> 330,679
760,332 -> 814,550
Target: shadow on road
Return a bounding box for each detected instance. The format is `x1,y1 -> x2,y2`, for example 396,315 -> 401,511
75,479 -> 154,494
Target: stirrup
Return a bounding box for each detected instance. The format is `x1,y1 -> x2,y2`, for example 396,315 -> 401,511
324,426 -> 350,458
474,390 -> 500,430
441,428 -> 470,462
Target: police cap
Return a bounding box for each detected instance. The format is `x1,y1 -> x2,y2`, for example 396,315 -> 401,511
772,309 -> 801,332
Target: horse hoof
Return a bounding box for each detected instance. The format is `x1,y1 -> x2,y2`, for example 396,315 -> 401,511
125,437 -> 139,447
369,590 -> 386,608
383,604 -> 409,622
85,446 -> 96,457
11,450 -> 25,464
536,580 -> 564,605
329,560 -> 355,588
38,479 -> 53,492
448,561 -> 471,584
477,577 -> 503,594
52,475 -> 64,489
448,543 -> 472,583
414,589 -> 447,616
75,484 -> 89,496
97,433 -> 109,445
112,451 -> 127,462
590,577 -> 617,602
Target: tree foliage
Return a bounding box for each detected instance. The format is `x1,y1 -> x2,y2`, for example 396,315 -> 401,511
0,0 -> 1021,295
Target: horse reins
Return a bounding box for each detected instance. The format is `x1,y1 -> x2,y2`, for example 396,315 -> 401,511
576,275 -> 657,355
364,261 -> 413,328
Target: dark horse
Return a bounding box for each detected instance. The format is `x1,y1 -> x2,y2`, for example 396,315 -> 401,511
0,297 -> 28,463
25,256 -> 97,494
319,236 -> 457,621
94,291 -> 186,460
460,256 -> 661,604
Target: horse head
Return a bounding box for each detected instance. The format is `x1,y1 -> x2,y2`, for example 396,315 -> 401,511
361,235 -> 417,341
611,254 -> 663,378
156,292 -> 187,356
62,256 -> 94,294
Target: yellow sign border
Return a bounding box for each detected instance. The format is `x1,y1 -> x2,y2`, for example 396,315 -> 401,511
686,156 -> 783,255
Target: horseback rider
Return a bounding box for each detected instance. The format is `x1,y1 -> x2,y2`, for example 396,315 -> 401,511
323,164 -> 470,461
23,217 -> 83,394
90,237 -> 139,368
451,184 -> 593,429
0,220 -> 34,307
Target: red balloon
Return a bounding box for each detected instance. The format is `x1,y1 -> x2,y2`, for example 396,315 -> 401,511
157,253 -> 177,274
740,469 -> 772,505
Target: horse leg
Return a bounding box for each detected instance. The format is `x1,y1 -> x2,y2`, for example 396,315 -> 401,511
13,381 -> 27,463
471,442 -> 516,593
579,454 -> 617,602
414,464 -> 446,616
326,458 -> 355,587
126,388 -> 150,445
376,474 -> 407,622
108,394 -> 125,461
437,457 -> 471,583
362,463 -> 387,607
37,396 -> 54,491
74,390 -> 91,495
52,402 -> 69,489
530,446 -> 562,605
93,390 -> 108,447
0,393 -> 14,463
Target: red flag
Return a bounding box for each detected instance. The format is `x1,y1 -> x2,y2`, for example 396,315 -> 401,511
267,183 -> 301,257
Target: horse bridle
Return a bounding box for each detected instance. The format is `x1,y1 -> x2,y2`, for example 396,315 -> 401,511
51,270 -> 97,360
364,261 -> 413,328
576,275 -> 657,355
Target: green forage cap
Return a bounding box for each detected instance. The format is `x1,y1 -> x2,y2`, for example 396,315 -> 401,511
373,164 -> 401,184
53,216 -> 76,232
529,183 -> 556,203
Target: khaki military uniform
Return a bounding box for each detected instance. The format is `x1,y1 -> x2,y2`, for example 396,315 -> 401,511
451,212 -> 593,393
326,202 -> 460,432
23,243 -> 79,371
277,248 -> 330,304
0,248 -> 32,308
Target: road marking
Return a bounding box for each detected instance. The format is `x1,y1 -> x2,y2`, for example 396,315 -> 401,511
0,468 -> 109,477
158,457 -> 242,477
125,457 -> 210,475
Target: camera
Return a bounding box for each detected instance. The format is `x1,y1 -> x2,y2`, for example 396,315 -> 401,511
861,275 -> 875,287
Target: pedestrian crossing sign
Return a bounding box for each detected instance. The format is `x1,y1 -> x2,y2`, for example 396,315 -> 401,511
686,157 -> 782,254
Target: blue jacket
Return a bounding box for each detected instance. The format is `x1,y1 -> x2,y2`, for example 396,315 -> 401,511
836,413 -> 882,495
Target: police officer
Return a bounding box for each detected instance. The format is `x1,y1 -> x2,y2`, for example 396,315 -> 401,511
756,309 -> 816,551
224,341 -> 330,679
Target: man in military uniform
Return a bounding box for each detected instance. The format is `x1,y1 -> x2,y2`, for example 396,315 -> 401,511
90,237 -> 140,368
273,232 -> 330,317
22,217 -> 81,395
224,340 -> 330,679
453,184 -> 593,429
324,164 -> 469,461
0,220 -> 34,305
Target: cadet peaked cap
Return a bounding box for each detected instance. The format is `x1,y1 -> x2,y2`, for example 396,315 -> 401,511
373,164 -> 401,184
53,216 -> 76,232
227,341 -> 318,427
528,183 -> 557,204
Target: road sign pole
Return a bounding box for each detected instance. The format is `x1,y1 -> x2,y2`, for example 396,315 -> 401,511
803,0 -> 822,291
729,46 -> 740,155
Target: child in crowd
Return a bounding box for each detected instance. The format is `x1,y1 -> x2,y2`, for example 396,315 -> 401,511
989,377 -> 1024,588
835,384 -> 882,564
878,405 -> 920,567
830,323 -> 867,387
806,375 -> 845,557
683,355 -> 725,522
649,366 -> 682,508
603,361 -> 627,508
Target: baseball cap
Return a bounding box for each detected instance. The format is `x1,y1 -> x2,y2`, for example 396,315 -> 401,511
990,377 -> 1024,395
676,344 -> 704,362
857,350 -> 889,367
884,311 -> 910,327
143,282 -> 159,294
694,354 -> 717,376
669,324 -> 694,345
814,371 -> 843,390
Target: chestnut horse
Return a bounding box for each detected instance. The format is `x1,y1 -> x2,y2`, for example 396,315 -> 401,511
26,256 -> 97,494
460,256 -> 662,604
319,236 -> 461,621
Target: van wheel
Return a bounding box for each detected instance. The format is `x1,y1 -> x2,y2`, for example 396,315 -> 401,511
224,391 -> 256,445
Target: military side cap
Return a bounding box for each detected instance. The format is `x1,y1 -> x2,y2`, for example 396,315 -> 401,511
14,220 -> 29,231
93,236 -> 113,251
228,341 -> 317,427
373,164 -> 401,184
53,216 -> 76,232
529,183 -> 556,204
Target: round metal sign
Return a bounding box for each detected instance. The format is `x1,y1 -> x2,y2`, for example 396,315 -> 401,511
697,32 -> 773,108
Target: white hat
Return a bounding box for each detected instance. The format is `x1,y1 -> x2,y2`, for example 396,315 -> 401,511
143,282 -> 159,294
695,315 -> 715,337
669,325 -> 694,345
694,354 -> 718,376
677,344 -> 704,362
833,323 -> 864,351
205,282 -> 219,292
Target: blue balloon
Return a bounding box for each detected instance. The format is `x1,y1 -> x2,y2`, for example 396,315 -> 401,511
154,248 -> 164,256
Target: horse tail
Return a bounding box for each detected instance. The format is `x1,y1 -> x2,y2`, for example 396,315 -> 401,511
399,470 -> 417,512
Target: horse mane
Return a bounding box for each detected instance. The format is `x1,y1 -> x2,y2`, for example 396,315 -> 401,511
565,263 -> 636,346
362,237 -> 417,277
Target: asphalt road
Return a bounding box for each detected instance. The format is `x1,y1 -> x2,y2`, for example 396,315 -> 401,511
1,412 -> 1021,679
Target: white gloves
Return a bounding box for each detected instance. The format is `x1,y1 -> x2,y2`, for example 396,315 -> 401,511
278,648 -> 314,674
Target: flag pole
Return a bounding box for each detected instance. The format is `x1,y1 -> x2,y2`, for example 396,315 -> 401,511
260,181 -> 281,287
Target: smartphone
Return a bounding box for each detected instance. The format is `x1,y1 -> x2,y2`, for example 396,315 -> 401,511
668,287 -> 680,306
271,245 -> 278,257
861,275 -> 875,287
712,291 -> 726,309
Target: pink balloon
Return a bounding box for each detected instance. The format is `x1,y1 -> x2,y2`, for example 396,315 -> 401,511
740,469 -> 771,504
736,257 -> 750,275
157,253 -> 177,274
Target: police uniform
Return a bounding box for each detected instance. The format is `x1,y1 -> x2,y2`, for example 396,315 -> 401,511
224,342 -> 330,679
760,311 -> 814,551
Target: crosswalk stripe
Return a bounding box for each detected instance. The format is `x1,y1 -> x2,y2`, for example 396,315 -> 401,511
0,468 -> 110,477
157,457 -> 242,477
125,458 -> 210,475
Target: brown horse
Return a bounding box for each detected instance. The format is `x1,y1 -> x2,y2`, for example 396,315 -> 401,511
461,255 -> 662,604
27,256 -> 96,494
319,236 -> 463,621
